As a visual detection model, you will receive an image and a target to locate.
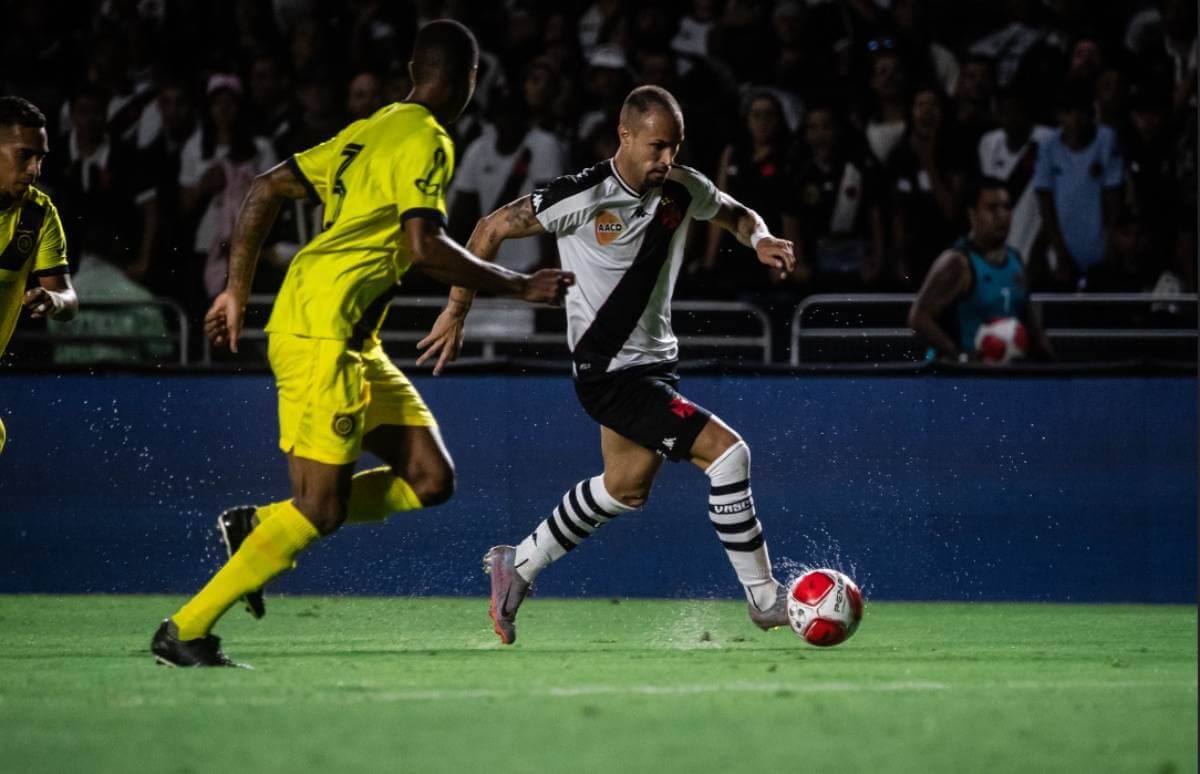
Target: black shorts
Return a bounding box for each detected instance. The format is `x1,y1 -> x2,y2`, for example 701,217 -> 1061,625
573,361 -> 712,462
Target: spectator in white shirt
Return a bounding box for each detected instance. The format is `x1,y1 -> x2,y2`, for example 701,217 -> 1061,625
178,74 -> 276,300
977,88 -> 1054,265
1033,83 -> 1124,289
863,47 -> 909,164
448,96 -> 565,274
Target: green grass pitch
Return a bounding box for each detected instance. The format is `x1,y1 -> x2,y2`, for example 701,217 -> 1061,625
0,595 -> 1194,773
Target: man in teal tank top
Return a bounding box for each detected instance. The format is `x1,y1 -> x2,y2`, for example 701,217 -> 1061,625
908,177 -> 1056,362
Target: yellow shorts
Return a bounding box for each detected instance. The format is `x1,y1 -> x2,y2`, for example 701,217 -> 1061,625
268,333 -> 436,465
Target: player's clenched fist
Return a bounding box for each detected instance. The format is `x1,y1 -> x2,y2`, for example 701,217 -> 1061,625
520,269 -> 575,306
23,287 -> 61,319
754,236 -> 796,279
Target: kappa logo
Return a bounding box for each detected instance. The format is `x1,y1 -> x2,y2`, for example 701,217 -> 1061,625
531,191 -> 543,211
662,437 -> 676,451
594,210 -> 624,245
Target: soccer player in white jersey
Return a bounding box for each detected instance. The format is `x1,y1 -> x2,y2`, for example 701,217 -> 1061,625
418,86 -> 797,643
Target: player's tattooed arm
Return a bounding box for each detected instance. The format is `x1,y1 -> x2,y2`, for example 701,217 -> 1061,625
417,195 -> 557,375
907,249 -> 971,361
205,161 -> 308,352
502,194 -> 546,234
710,191 -> 796,279
224,162 -> 308,299
446,195 -> 547,314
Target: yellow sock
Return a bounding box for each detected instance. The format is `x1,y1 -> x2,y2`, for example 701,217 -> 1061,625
172,501 -> 319,640
345,467 -> 422,524
252,468 -> 420,528
253,500 -> 287,526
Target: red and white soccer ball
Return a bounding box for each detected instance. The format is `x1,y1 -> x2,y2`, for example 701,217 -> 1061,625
786,569 -> 864,647
973,316 -> 1028,364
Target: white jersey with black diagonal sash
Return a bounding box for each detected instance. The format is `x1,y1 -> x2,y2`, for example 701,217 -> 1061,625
532,160 -> 720,378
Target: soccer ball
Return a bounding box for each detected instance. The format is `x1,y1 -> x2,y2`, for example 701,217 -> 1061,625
786,569 -> 864,647
973,317 -> 1028,364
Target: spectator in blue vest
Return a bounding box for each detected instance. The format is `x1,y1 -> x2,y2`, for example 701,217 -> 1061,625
908,177 -> 1056,362
1033,82 -> 1124,289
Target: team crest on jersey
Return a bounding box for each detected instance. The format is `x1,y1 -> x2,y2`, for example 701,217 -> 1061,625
332,414 -> 356,438
658,199 -> 684,230
594,210 -> 625,245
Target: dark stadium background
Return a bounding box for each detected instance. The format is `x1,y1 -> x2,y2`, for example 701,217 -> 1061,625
1,0 -> 1196,603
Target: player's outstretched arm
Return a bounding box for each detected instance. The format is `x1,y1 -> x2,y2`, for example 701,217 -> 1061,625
457,195 -> 548,311
205,162 -> 309,352
907,249 -> 971,361
417,195 -> 549,374
709,191 -> 796,280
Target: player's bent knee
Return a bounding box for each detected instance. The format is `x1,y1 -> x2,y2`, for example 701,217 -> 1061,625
410,463 -> 455,507
692,417 -> 744,468
706,439 -> 751,480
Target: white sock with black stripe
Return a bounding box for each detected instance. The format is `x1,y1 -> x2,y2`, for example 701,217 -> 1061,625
513,475 -> 634,583
706,441 -> 777,610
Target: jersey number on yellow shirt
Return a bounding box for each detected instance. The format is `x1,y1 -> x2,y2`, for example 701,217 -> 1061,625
325,143 -> 365,228
414,147 -> 449,197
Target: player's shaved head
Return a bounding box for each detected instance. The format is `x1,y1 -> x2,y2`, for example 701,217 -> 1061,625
613,86 -> 684,191
407,20 -> 480,124
619,85 -> 684,133
410,19 -> 479,85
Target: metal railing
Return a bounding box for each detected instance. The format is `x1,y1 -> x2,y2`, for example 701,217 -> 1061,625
12,291 -> 1194,368
789,292 -> 1199,365
10,298 -> 190,364
202,295 -> 773,365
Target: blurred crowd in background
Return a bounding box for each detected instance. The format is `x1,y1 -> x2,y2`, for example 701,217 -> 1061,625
2,0 -> 1196,351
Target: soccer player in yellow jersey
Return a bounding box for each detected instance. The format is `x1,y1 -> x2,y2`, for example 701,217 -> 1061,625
151,20 -> 573,667
0,96 -> 78,454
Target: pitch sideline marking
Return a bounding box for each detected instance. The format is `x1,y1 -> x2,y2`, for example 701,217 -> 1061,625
86,679 -> 1198,708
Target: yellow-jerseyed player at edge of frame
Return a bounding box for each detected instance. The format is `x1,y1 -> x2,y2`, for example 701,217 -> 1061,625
0,95 -> 79,455
150,19 -> 574,667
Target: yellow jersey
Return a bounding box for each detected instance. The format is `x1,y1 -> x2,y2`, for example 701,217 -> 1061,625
0,186 -> 68,355
265,102 -> 455,343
